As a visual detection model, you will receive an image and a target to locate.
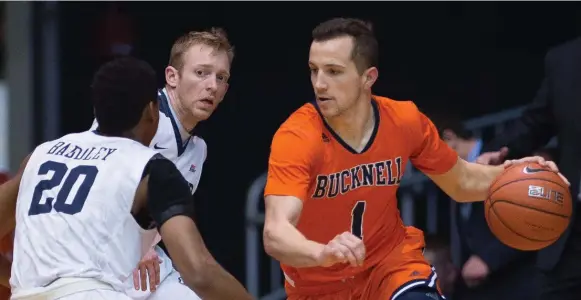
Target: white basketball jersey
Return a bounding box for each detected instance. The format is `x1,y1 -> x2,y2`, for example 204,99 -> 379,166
90,88 -> 207,195
10,131 -> 158,296
89,89 -> 206,294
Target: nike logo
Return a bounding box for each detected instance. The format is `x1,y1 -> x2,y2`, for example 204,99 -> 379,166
523,165 -> 546,174
153,143 -> 167,150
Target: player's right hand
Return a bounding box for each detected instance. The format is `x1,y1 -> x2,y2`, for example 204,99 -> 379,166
133,248 -> 162,292
475,147 -> 509,165
316,232 -> 365,267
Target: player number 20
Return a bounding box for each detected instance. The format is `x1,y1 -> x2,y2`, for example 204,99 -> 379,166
28,160 -> 98,216
351,201 -> 366,239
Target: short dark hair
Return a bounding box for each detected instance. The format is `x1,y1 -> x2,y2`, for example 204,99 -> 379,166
91,57 -> 158,135
312,18 -> 379,73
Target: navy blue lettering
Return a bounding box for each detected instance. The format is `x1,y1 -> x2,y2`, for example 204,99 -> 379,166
45,142 -> 117,162
28,161 -> 99,216
311,157 -> 404,199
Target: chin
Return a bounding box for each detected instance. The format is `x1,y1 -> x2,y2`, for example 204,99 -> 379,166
192,109 -> 213,121
318,105 -> 341,119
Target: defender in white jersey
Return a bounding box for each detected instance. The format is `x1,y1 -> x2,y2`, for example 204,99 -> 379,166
91,28 -> 234,300
0,58 -> 252,300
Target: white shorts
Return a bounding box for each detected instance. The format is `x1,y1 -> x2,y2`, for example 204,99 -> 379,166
124,246 -> 200,300
56,289 -> 132,300
146,270 -> 200,300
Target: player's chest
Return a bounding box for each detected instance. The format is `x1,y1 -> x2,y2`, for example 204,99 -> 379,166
311,147 -> 409,200
150,138 -> 204,194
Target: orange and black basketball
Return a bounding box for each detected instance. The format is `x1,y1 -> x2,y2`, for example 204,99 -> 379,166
485,162 -> 572,251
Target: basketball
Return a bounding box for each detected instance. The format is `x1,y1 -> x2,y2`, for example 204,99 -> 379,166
485,162 -> 572,251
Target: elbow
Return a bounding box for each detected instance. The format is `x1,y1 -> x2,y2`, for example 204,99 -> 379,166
263,222 -> 283,259
183,256 -> 216,291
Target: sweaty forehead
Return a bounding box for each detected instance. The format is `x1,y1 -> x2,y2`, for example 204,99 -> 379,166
309,37 -> 354,67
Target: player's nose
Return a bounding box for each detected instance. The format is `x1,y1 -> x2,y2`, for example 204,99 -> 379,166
313,74 -> 328,92
205,76 -> 218,91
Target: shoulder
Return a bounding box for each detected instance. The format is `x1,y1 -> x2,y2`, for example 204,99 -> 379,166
192,136 -> 208,161
273,103 -> 323,146
374,95 -> 423,128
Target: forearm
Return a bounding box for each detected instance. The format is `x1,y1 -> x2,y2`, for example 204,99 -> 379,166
456,163 -> 504,202
263,221 -> 324,268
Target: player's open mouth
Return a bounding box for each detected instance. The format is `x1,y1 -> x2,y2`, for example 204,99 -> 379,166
317,97 -> 332,102
200,98 -> 214,105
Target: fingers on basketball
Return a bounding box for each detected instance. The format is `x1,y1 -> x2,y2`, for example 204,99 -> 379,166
485,162 -> 572,251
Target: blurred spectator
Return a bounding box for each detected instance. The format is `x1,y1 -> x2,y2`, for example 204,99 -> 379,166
533,146 -> 559,164
94,3 -> 136,60
424,235 -> 457,296
477,37 -> 581,300
428,111 -> 537,300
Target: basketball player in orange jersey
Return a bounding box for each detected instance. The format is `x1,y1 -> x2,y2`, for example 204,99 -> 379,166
262,18 -> 566,300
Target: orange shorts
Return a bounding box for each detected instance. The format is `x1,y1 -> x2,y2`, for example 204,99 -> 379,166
286,227 -> 443,300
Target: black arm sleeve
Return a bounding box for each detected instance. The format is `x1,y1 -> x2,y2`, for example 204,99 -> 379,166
146,154 -> 195,229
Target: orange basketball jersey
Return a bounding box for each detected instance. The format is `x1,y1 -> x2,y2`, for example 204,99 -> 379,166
265,96 -> 458,285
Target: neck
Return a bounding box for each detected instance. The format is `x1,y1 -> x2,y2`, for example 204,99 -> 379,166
165,86 -> 199,132
99,128 -> 140,142
325,93 -> 374,151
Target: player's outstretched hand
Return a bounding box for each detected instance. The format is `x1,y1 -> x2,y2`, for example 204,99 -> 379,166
316,232 -> 365,268
503,155 -> 570,186
475,147 -> 509,165
133,248 -> 162,292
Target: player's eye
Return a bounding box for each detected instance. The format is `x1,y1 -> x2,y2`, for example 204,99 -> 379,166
195,70 -> 206,77
217,74 -> 229,83
329,69 -> 341,75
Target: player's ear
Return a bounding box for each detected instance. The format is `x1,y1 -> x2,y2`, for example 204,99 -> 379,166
362,67 -> 378,89
165,66 -> 179,88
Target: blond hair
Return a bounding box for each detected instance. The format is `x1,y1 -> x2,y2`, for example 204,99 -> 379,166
168,27 -> 235,72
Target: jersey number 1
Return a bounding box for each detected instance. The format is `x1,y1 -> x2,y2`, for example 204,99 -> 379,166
28,160 -> 98,216
351,201 -> 366,239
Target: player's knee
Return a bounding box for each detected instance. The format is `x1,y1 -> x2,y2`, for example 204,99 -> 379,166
397,287 -> 443,300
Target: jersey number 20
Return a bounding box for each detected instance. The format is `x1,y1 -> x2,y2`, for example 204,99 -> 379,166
28,161 -> 98,216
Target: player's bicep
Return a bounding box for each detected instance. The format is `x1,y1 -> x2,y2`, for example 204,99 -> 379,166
146,156 -> 195,228
264,195 -> 303,227
409,107 -> 458,175
145,157 -> 215,275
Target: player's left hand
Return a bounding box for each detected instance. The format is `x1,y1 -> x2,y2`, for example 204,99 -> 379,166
461,255 -> 489,287
133,248 -> 162,292
503,156 -> 570,186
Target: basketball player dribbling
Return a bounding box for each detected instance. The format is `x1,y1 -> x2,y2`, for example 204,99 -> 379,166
262,18 -> 565,300
0,58 -> 252,300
